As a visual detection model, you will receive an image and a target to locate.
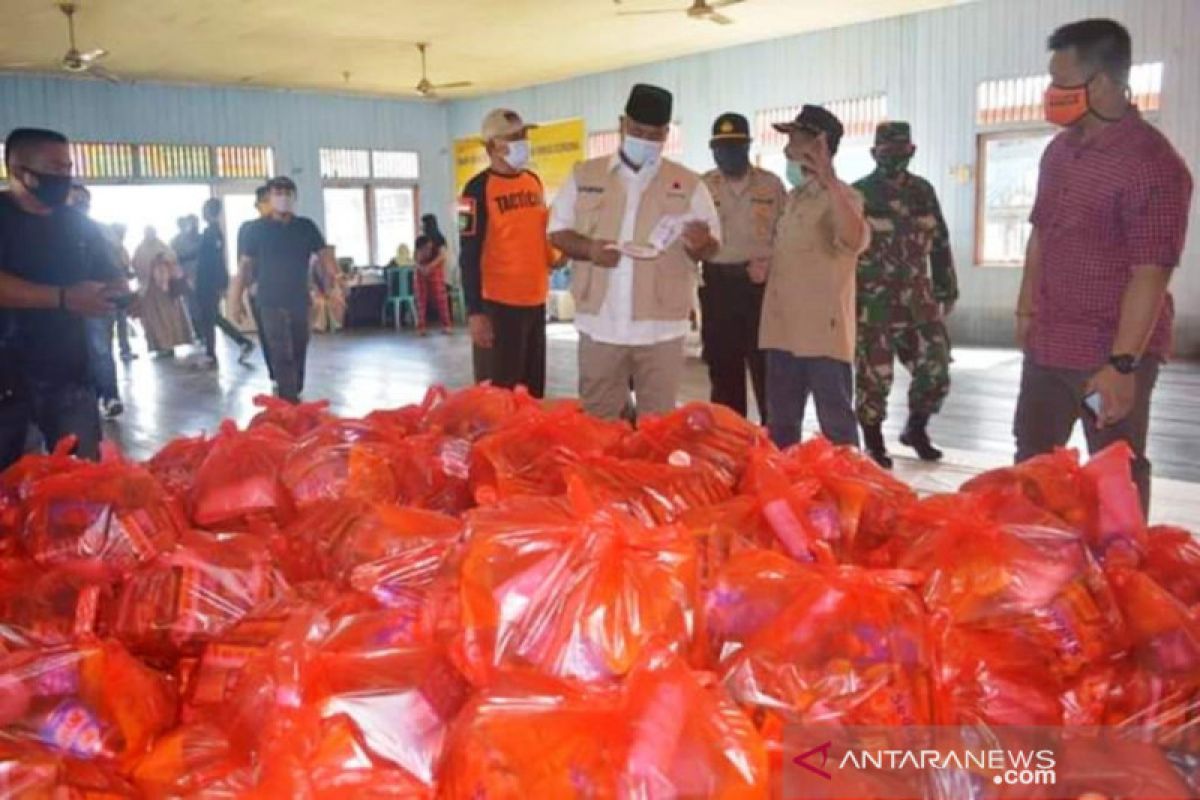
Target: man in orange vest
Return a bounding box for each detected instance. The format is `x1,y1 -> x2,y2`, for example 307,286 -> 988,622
458,108 -> 558,398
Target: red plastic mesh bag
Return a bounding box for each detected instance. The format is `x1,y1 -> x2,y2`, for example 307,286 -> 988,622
458,483 -> 701,685
469,403 -> 627,502
563,454 -> 734,526
419,383 -> 538,441
617,402 -> 766,485
0,739 -> 138,798
0,438 -> 83,539
1142,525 -> 1200,608
392,433 -> 474,515
190,421 -> 295,529
0,640 -> 176,769
279,420 -> 410,509
20,459 -> 186,579
361,385 -> 447,440
440,650 -> 767,799
248,394 -> 333,438
131,721 -> 248,799
106,530 -> 289,662
219,608 -> 469,797
144,433 -> 214,502
712,552 -> 933,739
679,495 -> 773,590
0,567 -> 113,650
740,440 -> 916,565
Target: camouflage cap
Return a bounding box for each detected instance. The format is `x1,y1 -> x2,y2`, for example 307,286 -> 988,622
874,121 -> 914,147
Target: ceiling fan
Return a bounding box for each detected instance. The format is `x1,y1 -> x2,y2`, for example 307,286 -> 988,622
617,0 -> 746,26
55,2 -> 118,82
414,42 -> 471,98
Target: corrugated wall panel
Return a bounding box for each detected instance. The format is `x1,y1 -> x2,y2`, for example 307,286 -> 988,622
448,0 -> 1200,353
0,75 -> 453,241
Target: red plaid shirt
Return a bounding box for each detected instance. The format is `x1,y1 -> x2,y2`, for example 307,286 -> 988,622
1029,108 -> 1193,369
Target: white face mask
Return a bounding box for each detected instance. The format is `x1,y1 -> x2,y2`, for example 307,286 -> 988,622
503,139 -> 531,171
622,135 -> 664,168
270,194 -> 295,214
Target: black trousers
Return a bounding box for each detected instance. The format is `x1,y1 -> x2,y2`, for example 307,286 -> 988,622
472,302 -> 546,398
196,290 -> 251,357
0,382 -> 102,471
251,298 -> 274,380
258,306 -> 309,402
699,262 -> 767,422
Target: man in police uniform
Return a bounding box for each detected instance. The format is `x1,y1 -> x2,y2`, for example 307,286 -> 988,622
853,122 -> 957,468
700,113 -> 786,422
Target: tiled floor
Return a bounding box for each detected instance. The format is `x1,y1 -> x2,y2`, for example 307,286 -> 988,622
101,323 -> 1200,529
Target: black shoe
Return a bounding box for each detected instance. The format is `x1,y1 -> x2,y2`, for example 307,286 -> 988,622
900,413 -> 943,462
861,422 -> 893,470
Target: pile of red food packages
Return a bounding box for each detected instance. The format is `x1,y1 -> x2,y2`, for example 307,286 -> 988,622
0,385 -> 1197,798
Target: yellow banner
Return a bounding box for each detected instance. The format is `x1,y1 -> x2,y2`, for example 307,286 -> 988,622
453,117 -> 585,203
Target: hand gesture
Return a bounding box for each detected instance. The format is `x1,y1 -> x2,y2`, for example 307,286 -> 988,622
588,239 -> 621,269
801,133 -> 837,188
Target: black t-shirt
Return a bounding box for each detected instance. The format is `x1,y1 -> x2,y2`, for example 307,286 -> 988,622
0,193 -> 119,387
196,224 -> 228,297
239,215 -> 325,310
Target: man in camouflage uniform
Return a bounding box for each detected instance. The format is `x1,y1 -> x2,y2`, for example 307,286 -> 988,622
853,122 -> 957,468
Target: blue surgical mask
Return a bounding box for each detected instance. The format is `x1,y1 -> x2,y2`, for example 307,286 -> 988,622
504,139 -> 531,171
786,160 -> 810,190
622,135 -> 664,169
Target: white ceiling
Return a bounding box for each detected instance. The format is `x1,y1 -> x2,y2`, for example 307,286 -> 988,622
0,0 -> 966,98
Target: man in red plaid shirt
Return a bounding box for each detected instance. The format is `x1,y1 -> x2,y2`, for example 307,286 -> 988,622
1015,19 -> 1193,515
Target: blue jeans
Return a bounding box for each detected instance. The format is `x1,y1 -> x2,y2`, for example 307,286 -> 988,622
765,351 -> 859,449
86,315 -> 120,402
0,381 -> 102,470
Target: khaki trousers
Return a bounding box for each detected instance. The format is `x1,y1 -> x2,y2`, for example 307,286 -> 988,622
578,333 -> 685,420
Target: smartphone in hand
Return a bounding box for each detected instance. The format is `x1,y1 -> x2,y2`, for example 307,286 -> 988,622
1081,391 -> 1103,421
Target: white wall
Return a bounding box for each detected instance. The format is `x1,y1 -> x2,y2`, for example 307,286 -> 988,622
447,0 -> 1200,354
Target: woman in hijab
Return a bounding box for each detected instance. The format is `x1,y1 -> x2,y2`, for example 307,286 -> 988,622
132,226 -> 193,356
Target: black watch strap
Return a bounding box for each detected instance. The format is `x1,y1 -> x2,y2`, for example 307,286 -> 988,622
1109,354 -> 1139,374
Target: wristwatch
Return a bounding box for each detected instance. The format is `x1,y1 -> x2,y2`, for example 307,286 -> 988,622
1108,354 -> 1139,375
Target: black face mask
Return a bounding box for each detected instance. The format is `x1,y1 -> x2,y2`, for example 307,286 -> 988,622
712,145 -> 751,177
21,168 -> 72,209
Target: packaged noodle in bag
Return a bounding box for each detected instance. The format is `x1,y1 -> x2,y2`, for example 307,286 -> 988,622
419,383 -> 538,441
190,421 -> 295,529
20,459 -> 185,579
0,640 -> 176,769
248,394 -> 333,438
107,530 -> 288,661
563,454 -> 733,526
458,480 -> 701,685
0,566 -> 113,650
145,433 -> 214,503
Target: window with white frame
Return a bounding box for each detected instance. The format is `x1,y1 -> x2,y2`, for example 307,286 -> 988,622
754,95 -> 888,186
319,147 -> 421,266
974,63 -> 1163,266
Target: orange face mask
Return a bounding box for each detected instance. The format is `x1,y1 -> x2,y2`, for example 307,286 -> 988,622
1044,82 -> 1091,127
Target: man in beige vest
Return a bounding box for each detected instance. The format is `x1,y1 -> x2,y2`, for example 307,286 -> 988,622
760,105 -> 871,448
701,112 -> 786,423
549,84 -> 720,420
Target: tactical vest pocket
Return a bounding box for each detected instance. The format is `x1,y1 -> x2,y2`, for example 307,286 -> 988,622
653,257 -> 695,318
570,261 -> 596,307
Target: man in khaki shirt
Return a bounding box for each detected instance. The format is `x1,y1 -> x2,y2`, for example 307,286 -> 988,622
760,105 -> 872,448
701,112 -> 786,423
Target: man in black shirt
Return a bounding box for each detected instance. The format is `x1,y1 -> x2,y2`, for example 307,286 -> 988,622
0,128 -> 125,468
232,176 -> 335,402
195,198 -> 254,369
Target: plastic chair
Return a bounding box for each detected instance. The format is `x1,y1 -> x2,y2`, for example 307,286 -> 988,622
446,284 -> 467,325
382,266 -> 417,329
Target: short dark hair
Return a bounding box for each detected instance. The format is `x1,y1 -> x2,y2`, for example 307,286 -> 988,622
203,197 -> 221,219
4,127 -> 69,168
255,184 -> 270,203
1047,19 -> 1132,82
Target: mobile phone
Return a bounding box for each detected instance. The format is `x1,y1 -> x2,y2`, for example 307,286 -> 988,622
110,292 -> 135,310
1081,391 -> 1103,420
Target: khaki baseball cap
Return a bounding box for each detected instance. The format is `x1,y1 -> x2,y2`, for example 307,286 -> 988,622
481,108 -> 536,142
